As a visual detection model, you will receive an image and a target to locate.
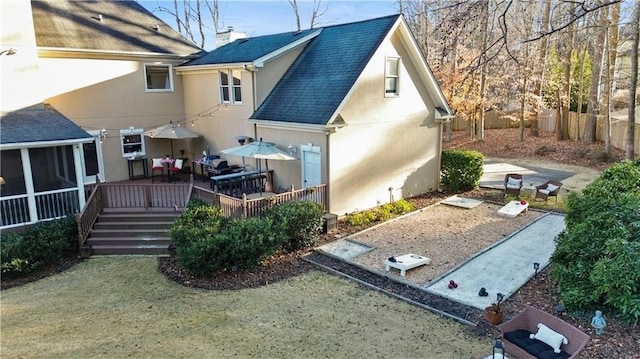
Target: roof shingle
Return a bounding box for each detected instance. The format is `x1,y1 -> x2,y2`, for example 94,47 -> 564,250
252,15 -> 399,125
31,0 -> 203,56
1,106 -> 92,145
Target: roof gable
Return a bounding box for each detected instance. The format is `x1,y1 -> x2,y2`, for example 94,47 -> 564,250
1,105 -> 92,146
182,28 -> 319,66
31,0 -> 202,56
251,15 -> 399,125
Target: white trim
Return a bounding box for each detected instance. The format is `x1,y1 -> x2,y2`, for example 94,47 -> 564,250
38,47 -> 197,60
120,128 -> 146,157
176,63 -> 252,73
144,63 -> 174,92
0,138 -> 93,151
253,29 -> 322,67
252,120 -> 329,134
384,56 -> 401,97
20,148 -> 37,223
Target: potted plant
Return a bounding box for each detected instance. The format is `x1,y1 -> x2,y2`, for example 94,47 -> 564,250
485,292 -> 505,325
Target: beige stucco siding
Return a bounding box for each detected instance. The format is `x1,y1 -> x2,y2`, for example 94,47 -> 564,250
328,32 -> 441,215
252,126 -> 327,190
181,68 -> 255,161
254,46 -> 305,107
40,57 -> 188,181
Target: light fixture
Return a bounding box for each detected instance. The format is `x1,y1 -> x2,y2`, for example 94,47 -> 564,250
287,144 -> 297,155
554,304 -> 566,317
99,128 -> 108,143
235,135 -> 251,145
492,338 -> 505,358
0,48 -> 17,56
533,262 -> 540,276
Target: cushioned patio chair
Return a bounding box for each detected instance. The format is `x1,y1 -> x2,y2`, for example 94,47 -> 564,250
151,158 -> 164,183
535,180 -> 563,202
504,173 -> 524,198
168,158 -> 184,182
498,306 -> 589,359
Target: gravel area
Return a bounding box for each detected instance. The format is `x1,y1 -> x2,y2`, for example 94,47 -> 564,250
347,201 -> 543,286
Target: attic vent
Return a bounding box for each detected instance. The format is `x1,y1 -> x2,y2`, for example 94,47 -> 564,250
293,31 -> 302,36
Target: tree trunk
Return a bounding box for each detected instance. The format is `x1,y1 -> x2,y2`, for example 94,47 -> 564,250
561,22 -> 574,140
478,0 -> 489,141
583,9 -> 607,144
627,2 -> 639,159
531,0 -> 551,137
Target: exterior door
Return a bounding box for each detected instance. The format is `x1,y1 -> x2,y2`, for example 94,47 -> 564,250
81,131 -> 105,184
301,143 -> 321,188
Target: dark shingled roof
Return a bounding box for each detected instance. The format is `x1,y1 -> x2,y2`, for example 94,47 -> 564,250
251,15 -> 399,125
183,28 -> 319,66
1,106 -> 92,145
31,0 -> 203,56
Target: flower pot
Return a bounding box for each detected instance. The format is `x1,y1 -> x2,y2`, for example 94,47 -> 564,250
485,305 -> 503,325
79,245 -> 92,259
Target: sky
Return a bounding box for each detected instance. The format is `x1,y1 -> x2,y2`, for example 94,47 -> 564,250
139,0 -> 399,49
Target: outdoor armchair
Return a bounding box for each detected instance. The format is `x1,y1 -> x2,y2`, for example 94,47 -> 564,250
504,173 -> 524,198
535,180 -> 563,202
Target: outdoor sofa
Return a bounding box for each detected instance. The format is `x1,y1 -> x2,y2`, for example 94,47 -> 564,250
498,306 -> 590,359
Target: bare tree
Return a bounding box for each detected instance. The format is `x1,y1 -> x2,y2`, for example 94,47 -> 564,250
288,0 -> 326,31
152,0 -> 220,48
583,7 -> 608,143
531,0 -> 551,137
627,1 -> 639,159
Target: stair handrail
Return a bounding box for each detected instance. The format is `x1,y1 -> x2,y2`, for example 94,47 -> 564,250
76,183 -> 104,248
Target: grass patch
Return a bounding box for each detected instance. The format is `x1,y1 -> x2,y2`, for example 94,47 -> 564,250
1,257 -> 490,358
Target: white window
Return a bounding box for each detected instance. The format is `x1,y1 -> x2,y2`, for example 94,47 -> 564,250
219,69 -> 242,104
120,128 -> 146,157
144,64 -> 173,92
385,57 -> 400,96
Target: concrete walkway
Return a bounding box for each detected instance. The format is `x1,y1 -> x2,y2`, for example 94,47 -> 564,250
424,213 -> 565,310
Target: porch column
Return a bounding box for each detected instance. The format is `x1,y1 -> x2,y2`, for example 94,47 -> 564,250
73,143 -> 86,208
20,148 -> 37,223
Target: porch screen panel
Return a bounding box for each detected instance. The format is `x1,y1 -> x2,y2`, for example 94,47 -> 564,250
83,141 -> 99,176
0,149 -> 26,196
30,147 -> 77,192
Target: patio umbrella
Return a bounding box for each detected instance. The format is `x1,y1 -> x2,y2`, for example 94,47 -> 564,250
143,121 -> 201,157
220,139 -> 294,193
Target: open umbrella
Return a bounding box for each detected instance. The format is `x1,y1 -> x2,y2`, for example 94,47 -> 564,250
144,121 -> 201,157
220,139 -> 294,193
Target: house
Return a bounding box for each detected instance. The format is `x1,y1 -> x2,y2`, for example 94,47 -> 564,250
177,14 -> 454,215
1,0 -> 452,227
1,0 -> 202,228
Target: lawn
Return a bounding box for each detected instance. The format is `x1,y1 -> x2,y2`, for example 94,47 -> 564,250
1,256 -> 490,358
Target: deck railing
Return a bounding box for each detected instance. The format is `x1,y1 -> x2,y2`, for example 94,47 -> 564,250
190,184 -> 327,219
98,183 -> 191,209
0,194 -> 30,227
76,185 -> 103,247
1,188 -> 81,228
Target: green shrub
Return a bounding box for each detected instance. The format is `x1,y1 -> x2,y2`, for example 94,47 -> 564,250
346,210 -> 377,226
390,199 -> 415,215
171,203 -> 226,250
440,149 -> 484,192
0,216 -> 77,278
265,201 -> 323,252
550,159 -> 640,321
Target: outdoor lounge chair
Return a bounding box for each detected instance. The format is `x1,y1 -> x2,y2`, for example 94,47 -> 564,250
504,173 -> 524,198
498,306 -> 590,359
535,180 -> 563,202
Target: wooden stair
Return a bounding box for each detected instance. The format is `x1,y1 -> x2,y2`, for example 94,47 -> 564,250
85,208 -> 182,255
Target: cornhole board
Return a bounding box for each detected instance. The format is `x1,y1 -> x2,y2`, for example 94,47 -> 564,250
385,254 -> 431,277
497,201 -> 529,218
441,195 -> 483,209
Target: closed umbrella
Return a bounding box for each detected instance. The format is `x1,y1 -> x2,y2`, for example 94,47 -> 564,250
220,139 -> 294,193
144,121 -> 201,157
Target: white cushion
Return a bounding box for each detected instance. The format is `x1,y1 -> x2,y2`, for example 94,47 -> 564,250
529,323 -> 568,353
507,177 -> 521,187
152,158 -> 163,167
546,184 -> 560,192
539,189 -> 550,195
173,158 -> 183,169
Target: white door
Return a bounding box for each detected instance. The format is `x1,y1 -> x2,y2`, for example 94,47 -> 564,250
81,131 -> 105,184
301,143 -> 321,188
